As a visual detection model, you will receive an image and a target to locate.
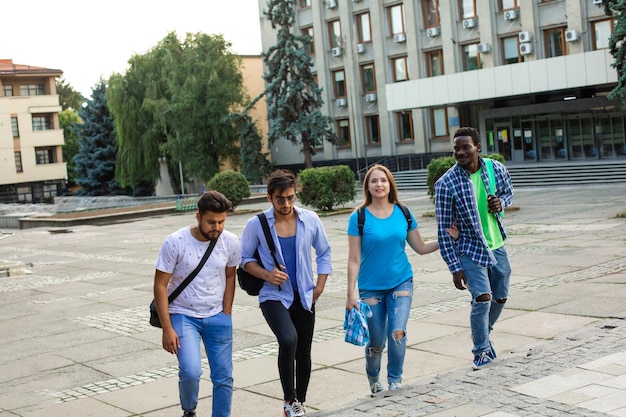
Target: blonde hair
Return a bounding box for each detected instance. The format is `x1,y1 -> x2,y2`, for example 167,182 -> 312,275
359,164 -> 400,208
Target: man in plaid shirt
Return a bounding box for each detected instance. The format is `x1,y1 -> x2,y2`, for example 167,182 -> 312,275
434,127 -> 514,370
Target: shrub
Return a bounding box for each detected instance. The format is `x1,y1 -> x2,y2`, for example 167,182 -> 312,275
298,165 -> 356,211
206,170 -> 251,209
426,153 -> 505,201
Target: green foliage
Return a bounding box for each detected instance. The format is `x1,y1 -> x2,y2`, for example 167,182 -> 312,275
235,113 -> 272,184
107,31 -> 246,193
60,109 -> 82,186
73,81 -> 128,196
206,171 -> 251,209
250,0 -> 337,168
56,78 -> 84,111
426,153 -> 505,201
298,165 -> 356,211
604,1 -> 626,106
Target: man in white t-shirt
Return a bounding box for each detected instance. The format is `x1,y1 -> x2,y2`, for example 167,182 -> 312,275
154,190 -> 241,417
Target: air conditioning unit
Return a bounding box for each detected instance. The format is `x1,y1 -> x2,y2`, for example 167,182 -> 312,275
355,43 -> 366,54
393,33 -> 406,43
565,29 -> 580,42
426,27 -> 440,37
519,31 -> 532,43
326,0 -> 337,9
504,9 -> 519,21
463,18 -> 477,29
477,43 -> 491,53
520,42 -> 534,55
331,47 -> 342,57
364,93 -> 377,102
336,97 -> 347,107
593,0 -> 603,4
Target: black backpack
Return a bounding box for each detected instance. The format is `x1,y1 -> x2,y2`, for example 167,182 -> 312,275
357,203 -> 412,236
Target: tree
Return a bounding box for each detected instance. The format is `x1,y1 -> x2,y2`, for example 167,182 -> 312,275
73,80 -> 126,196
249,0 -> 337,168
108,32 -> 247,192
59,109 -> 81,186
56,78 -> 84,111
236,113 -> 272,184
604,1 -> 626,105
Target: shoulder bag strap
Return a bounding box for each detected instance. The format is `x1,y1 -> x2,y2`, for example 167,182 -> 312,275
167,238 -> 217,304
258,212 -> 283,291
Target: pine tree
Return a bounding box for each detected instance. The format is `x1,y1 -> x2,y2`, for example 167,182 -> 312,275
236,113 -> 273,184
72,80 -> 126,196
250,0 -> 337,168
605,0 -> 626,105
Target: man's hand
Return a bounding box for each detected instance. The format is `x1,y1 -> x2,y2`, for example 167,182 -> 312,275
452,271 -> 467,290
487,195 -> 502,213
162,328 -> 180,355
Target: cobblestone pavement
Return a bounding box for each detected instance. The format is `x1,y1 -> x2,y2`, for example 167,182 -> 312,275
0,183 -> 625,417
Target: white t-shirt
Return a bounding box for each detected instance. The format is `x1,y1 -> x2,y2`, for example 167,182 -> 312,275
155,226 -> 241,318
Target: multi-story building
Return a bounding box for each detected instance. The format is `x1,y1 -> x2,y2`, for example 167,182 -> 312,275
257,0 -> 625,171
0,59 -> 65,203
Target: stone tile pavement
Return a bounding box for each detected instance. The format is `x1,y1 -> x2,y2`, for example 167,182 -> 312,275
0,183 -> 625,417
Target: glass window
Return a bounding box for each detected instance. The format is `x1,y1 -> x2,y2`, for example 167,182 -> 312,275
426,50 -> 443,77
302,27 -> 315,54
503,36 -> 521,64
333,70 -> 346,97
11,117 -> 19,137
422,0 -> 440,28
3,85 -> 13,97
462,44 -> 481,71
20,84 -> 44,96
299,0 -> 311,8
337,119 -> 351,147
357,12 -> 372,43
15,151 -> 23,172
460,0 -> 476,19
392,56 -> 408,82
35,148 -> 54,164
431,108 -> 448,137
366,115 -> 380,145
397,111 -> 414,141
328,20 -> 342,48
499,0 -> 519,10
593,19 -> 613,50
32,115 -> 52,131
361,64 -> 376,92
545,27 -> 565,57
388,4 -> 405,35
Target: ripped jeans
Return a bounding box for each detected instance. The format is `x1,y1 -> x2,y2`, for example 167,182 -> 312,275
359,277 -> 413,385
460,246 -> 511,356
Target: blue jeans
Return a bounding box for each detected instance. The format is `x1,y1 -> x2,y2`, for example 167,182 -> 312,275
460,246 -> 511,356
359,277 -> 413,385
171,312 -> 233,417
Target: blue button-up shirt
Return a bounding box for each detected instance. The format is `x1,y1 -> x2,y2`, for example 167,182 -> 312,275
435,158 -> 514,274
240,206 -> 332,311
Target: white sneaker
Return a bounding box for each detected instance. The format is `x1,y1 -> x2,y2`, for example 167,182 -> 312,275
389,382 -> 402,391
283,400 -> 306,417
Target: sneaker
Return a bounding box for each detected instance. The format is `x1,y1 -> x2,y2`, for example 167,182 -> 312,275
488,340 -> 497,360
182,411 -> 196,417
370,380 -> 384,396
472,351 -> 494,370
283,400 -> 306,417
389,382 -> 402,391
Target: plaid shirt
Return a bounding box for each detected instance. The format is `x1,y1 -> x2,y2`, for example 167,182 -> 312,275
434,157 -> 514,274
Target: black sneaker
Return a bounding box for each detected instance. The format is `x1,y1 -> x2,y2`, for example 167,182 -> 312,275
182,411 -> 196,417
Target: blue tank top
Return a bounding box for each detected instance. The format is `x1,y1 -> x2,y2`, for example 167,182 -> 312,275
278,235 -> 298,291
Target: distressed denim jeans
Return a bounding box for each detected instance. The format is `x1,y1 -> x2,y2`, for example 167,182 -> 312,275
171,312 -> 233,417
460,246 -> 511,356
359,277 -> 413,385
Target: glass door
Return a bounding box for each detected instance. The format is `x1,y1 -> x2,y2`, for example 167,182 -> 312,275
494,124 -> 512,161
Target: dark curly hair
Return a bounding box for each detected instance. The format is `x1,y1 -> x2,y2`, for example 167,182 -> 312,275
197,190 -> 232,214
453,127 -> 480,145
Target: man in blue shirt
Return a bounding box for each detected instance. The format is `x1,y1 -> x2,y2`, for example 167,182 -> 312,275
434,127 -> 514,370
240,169 -> 332,417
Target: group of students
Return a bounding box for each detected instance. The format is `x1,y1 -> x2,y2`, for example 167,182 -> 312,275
152,126 -> 515,417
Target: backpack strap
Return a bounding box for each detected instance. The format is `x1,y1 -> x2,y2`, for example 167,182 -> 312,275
484,158 -> 496,195
357,204 -> 412,236
257,212 -> 283,290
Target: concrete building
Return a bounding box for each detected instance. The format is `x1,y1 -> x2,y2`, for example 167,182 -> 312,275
0,59 -> 65,203
257,0 -> 625,173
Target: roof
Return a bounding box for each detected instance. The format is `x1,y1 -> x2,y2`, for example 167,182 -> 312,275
0,59 -> 62,77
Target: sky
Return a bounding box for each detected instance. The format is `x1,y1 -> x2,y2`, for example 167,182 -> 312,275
2,0 -> 263,97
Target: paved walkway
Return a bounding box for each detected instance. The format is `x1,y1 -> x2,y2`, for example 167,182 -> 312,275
0,184 -> 625,417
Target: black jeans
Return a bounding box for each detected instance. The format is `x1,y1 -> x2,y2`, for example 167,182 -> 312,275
260,293 -> 315,403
